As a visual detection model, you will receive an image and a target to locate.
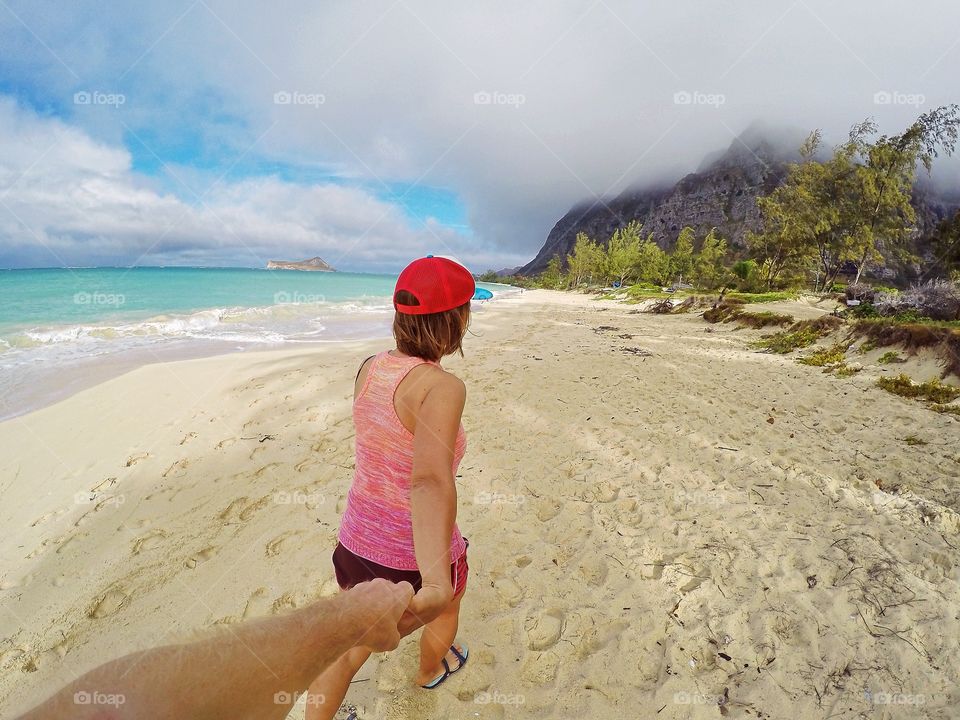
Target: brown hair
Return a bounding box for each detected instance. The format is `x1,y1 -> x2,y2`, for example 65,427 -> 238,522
392,290 -> 470,362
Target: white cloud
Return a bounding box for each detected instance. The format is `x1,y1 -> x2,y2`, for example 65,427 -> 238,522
0,98 -> 527,271
1,0 -> 958,267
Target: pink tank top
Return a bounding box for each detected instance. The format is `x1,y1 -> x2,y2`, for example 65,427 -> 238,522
338,351 -> 467,570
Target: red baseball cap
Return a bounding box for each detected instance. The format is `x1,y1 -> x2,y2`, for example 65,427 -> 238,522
394,255 -> 476,315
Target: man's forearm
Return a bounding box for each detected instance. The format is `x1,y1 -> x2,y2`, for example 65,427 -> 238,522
17,590 -> 376,720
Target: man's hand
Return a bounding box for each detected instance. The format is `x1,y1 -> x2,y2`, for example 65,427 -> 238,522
397,582 -> 453,636
344,579 -> 415,651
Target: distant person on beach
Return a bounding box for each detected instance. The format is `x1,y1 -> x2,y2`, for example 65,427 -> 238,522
305,255 -> 475,718
16,579 -> 412,720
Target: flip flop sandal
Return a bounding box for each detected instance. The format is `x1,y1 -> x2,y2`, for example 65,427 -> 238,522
420,659 -> 451,689
447,643 -> 469,674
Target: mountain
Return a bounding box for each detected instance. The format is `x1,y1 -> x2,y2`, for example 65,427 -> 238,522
519,126 -> 959,278
266,257 -> 336,272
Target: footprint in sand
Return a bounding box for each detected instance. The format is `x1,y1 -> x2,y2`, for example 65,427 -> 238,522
242,587 -> 272,619
125,452 -> 150,467
219,496 -> 271,523
178,432 -> 198,446
265,530 -> 305,557
215,437 -> 237,451
30,508 -> 67,527
525,609 -> 565,650
132,530 -> 168,555
161,459 -> 189,478
493,577 -> 524,607
90,477 -> 118,493
185,546 -> 219,569
88,587 -> 129,619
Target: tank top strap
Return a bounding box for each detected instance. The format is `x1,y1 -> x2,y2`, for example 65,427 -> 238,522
384,352 -> 438,394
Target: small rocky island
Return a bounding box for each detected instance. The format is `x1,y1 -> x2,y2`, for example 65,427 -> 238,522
266,257 -> 336,272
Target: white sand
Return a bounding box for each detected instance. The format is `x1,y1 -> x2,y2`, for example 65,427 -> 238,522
1,290 -> 958,718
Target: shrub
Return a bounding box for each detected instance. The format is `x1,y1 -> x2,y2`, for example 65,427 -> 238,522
753,316 -> 843,354
878,351 -> 905,364
845,283 -> 876,303
877,374 -> 960,403
799,343 -> 849,367
852,321 -> 960,377
844,302 -> 880,319
834,364 -> 861,378
702,302 -> 792,327
875,280 -> 960,322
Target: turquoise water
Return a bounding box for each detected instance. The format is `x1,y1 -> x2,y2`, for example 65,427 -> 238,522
0,267 -> 399,334
0,267 -> 514,420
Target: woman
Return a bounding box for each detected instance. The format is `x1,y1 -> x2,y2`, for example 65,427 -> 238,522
306,256 -> 475,719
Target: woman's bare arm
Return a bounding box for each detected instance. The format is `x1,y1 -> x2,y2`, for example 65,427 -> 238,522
404,372 -> 466,631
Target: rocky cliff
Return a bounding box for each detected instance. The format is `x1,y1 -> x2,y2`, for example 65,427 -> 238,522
266,257 -> 336,272
520,128 -> 959,278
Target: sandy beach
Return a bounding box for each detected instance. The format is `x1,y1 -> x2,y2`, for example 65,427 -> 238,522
2,290 -> 959,719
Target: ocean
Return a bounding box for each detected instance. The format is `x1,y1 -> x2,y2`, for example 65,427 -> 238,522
0,267 -> 514,421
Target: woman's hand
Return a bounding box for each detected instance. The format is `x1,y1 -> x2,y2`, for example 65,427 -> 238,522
397,582 -> 454,636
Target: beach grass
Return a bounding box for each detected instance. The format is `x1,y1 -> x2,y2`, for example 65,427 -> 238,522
877,374 -> 960,404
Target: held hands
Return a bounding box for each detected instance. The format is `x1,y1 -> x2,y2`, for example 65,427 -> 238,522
345,579 -> 414,652
345,577 -> 453,648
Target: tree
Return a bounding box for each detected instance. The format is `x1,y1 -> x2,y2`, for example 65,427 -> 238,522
692,228 -> 730,290
749,107 -> 960,290
541,256 -> 565,289
670,226 -> 695,284
566,232 -> 604,287
931,209 -> 960,279
604,221 -> 643,286
636,234 -> 669,286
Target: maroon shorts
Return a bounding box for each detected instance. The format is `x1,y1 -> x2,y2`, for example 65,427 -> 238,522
332,540 -> 469,596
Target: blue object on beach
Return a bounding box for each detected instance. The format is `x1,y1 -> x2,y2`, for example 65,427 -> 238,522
472,288 -> 493,300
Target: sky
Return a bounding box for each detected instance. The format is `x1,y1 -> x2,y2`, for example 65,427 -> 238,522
0,1 -> 958,274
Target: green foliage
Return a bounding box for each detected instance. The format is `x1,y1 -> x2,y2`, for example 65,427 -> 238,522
566,232 -> 605,288
724,291 -> 796,303
752,317 -> 843,354
878,350 -> 905,364
691,228 -> 731,290
749,107 -> 960,289
844,302 -> 880,319
605,221 -> 644,286
670,227 -> 695,284
541,256 -> 565,289
834,364 -> 861,378
877,374 -> 960,403
477,270 -> 500,283
799,343 -> 849,367
702,302 -> 792,327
